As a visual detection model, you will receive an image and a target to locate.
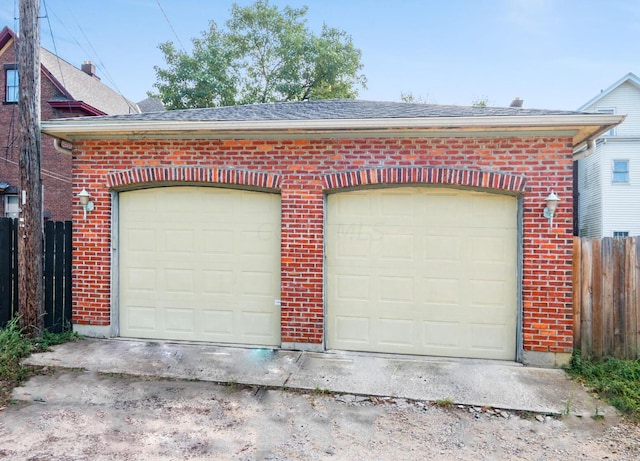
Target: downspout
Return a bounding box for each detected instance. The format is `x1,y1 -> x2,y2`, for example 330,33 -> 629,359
572,139 -> 596,161
53,138 -> 72,156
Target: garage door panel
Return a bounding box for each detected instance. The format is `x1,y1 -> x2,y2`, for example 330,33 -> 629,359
472,195 -> 514,226
335,274 -> 370,301
423,322 -> 461,348
423,278 -> 460,305
164,269 -> 194,293
470,280 -> 508,307
334,231 -> 370,259
334,316 -> 370,343
330,192 -> 371,220
470,324 -> 510,351
423,235 -> 460,261
127,306 -> 157,332
379,319 -> 414,346
202,230 -> 234,254
120,187 -> 281,346
424,193 -> 462,225
128,268 -> 157,291
164,308 -> 195,333
379,233 -> 414,260
327,187 -> 517,360
379,276 -> 414,302
201,310 -> 234,335
242,311 -> 279,338
203,270 -> 233,294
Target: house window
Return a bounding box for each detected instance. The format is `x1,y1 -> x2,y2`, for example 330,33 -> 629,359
613,231 -> 629,238
4,66 -> 18,103
612,160 -> 629,183
4,194 -> 19,218
597,108 -> 616,136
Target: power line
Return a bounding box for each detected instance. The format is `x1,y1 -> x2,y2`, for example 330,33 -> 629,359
156,0 -> 186,52
1,156 -> 71,183
41,2 -> 138,113
41,0 -> 70,100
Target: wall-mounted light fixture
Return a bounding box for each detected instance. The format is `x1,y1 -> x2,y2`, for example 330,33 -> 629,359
78,188 -> 94,219
543,191 -> 560,229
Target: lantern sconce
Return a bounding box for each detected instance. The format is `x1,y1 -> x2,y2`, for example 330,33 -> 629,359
543,191 -> 560,229
78,188 -> 94,219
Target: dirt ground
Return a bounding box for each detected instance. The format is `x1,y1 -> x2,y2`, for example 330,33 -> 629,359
0,369 -> 638,461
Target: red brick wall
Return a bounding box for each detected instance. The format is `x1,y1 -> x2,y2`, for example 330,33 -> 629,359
72,135 -> 574,354
1,39 -> 75,221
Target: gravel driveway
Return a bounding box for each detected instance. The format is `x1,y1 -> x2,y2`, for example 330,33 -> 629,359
0,369 -> 638,460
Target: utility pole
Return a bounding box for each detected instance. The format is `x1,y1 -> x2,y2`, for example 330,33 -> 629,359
18,0 -> 44,338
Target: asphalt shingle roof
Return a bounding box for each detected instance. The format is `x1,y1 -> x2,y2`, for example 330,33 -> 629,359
41,48 -> 139,115
82,99 -> 581,123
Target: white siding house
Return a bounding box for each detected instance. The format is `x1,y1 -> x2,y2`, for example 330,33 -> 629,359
577,73 -> 640,237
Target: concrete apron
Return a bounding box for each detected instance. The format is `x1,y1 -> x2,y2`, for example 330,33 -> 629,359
23,338 -> 607,417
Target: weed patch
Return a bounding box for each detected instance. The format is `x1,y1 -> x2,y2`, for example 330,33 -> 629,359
565,351 -> 640,420
0,320 -> 81,409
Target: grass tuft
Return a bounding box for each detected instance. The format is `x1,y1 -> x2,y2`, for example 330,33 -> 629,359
0,319 -> 81,409
0,318 -> 32,384
565,351 -> 640,420
433,398 -> 454,408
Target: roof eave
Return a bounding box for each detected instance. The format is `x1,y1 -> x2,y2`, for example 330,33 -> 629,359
578,72 -> 640,111
41,114 -> 625,149
48,100 -> 107,116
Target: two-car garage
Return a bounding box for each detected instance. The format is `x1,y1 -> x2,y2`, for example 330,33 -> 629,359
117,186 -> 518,361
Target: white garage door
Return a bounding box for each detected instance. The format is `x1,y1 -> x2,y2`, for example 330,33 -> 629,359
119,187 -> 281,346
326,187 -> 518,360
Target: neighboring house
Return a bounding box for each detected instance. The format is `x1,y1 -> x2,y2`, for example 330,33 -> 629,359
0,26 -> 139,221
137,96 -> 165,113
576,72 -> 640,237
41,100 -> 621,367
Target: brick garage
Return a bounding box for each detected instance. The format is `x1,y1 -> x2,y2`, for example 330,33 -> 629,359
42,101 -> 620,366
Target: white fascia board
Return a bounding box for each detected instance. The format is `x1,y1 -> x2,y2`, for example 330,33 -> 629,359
41,114 -> 624,145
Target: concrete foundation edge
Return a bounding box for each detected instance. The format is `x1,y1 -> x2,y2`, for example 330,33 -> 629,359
73,324 -> 115,339
281,341 -> 324,353
522,350 -> 572,368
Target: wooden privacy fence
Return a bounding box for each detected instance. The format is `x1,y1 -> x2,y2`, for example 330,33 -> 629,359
573,236 -> 640,360
0,218 -> 72,333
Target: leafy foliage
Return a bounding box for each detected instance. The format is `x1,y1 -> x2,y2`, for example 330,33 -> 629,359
151,0 -> 366,109
566,351 -> 640,420
0,319 -> 80,408
0,318 -> 32,384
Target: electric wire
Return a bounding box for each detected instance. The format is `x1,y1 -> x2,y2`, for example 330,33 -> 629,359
41,0 -> 71,107
156,0 -> 187,52
43,2 -> 138,113
0,156 -> 71,184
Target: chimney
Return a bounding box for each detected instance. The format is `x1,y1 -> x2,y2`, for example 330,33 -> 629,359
510,97 -> 523,108
81,61 -> 100,80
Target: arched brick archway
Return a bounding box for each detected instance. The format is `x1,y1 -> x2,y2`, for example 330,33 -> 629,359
107,167 -> 282,190
322,167 -> 526,192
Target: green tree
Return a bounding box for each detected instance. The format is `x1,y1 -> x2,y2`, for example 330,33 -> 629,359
151,1 -> 366,109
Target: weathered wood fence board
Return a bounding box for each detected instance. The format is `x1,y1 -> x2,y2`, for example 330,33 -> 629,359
574,236 -> 640,359
0,218 -> 72,332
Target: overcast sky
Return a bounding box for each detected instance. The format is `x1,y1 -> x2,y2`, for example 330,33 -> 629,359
1,0 -> 639,110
